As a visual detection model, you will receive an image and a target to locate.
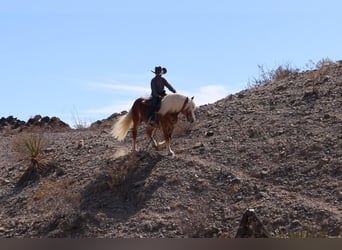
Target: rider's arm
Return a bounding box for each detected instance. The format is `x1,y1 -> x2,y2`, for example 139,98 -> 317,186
163,78 -> 176,93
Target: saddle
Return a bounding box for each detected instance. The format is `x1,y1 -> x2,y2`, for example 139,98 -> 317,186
142,92 -> 166,112
142,94 -> 165,124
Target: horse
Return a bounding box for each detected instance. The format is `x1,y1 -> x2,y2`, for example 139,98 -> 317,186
111,93 -> 196,156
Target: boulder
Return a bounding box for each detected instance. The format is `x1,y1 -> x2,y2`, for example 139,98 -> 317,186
235,209 -> 270,238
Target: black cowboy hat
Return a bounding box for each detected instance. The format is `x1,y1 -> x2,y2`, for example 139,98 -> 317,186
152,66 -> 167,75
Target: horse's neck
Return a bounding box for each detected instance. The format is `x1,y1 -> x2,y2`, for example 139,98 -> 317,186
159,94 -> 187,116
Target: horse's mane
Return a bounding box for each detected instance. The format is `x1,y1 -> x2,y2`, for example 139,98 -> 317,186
158,93 -> 195,116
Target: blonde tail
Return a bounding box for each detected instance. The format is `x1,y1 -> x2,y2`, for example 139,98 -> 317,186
111,110 -> 133,141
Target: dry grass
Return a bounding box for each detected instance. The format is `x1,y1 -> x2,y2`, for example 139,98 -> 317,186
106,165 -> 128,188
273,228 -> 328,238
248,58 -> 337,89
28,179 -> 81,215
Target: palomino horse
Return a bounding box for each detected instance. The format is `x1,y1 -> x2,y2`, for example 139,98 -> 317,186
111,93 -> 196,156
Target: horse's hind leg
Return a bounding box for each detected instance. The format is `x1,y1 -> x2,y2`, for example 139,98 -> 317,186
167,141 -> 175,157
146,125 -> 158,148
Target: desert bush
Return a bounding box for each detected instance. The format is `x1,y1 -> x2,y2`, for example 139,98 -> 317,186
106,165 -> 129,188
305,57 -> 335,72
73,119 -> 89,130
28,179 -> 81,215
71,108 -> 90,129
13,133 -> 50,186
314,58 -> 336,82
304,58 -> 336,92
248,63 -> 300,88
13,133 -> 48,166
248,58 -> 337,89
315,57 -> 335,69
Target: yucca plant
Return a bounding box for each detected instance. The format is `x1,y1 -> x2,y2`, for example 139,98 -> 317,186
13,133 -> 49,186
23,134 -> 45,167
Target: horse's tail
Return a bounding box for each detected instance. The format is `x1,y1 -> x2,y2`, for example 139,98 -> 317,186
111,110 -> 133,141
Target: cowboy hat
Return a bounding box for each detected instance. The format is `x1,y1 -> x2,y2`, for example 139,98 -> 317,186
152,66 -> 167,75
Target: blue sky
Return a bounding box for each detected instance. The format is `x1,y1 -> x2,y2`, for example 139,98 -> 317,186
1,0 -> 341,126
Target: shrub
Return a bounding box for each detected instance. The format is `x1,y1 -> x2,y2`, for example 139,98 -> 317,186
107,165 -> 128,188
315,57 -> 334,69
13,133 -> 50,186
248,63 -> 300,88
29,179 -> 81,214
71,108 -> 90,129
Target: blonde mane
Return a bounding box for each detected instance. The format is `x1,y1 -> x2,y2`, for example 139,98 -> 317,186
158,93 -> 195,116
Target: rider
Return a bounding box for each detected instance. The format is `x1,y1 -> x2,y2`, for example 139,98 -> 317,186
148,66 -> 176,124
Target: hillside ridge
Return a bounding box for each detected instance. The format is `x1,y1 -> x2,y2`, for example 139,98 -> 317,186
0,61 -> 341,237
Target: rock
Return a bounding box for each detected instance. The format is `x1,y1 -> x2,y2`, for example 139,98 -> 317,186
1,115 -> 70,133
77,140 -> 85,149
260,169 -> 269,177
235,209 -> 270,238
205,131 -> 214,137
27,115 -> 42,125
337,191 -> 342,200
192,142 -> 204,149
289,219 -> 301,229
230,178 -> 241,185
0,177 -> 11,184
0,116 -> 25,131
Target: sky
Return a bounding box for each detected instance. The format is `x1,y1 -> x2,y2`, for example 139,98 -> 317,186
1,0 -> 341,127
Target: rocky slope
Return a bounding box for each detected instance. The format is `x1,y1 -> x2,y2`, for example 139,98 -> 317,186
0,62 -> 341,238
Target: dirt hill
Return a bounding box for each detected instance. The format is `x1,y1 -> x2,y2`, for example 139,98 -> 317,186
0,61 -> 341,238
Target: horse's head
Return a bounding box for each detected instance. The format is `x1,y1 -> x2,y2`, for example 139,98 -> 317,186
181,96 -> 196,123
158,93 -> 196,123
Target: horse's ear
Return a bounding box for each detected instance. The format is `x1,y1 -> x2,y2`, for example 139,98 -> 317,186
191,96 -> 194,100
